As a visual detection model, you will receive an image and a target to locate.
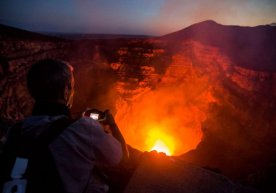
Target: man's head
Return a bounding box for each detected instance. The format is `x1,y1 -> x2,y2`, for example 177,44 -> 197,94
27,59 -> 74,107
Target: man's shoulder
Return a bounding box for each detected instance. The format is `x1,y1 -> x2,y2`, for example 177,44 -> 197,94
20,115 -> 69,139
22,115 -> 67,128
65,116 -> 105,137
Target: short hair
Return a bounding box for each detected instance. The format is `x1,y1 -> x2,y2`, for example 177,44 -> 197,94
27,59 -> 74,102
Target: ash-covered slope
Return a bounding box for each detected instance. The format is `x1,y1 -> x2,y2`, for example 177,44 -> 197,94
124,153 -> 255,193
161,20 -> 276,72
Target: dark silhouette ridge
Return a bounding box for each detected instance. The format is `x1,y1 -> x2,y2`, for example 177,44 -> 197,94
0,24 -> 63,41
161,20 -> 276,72
0,24 -> 152,41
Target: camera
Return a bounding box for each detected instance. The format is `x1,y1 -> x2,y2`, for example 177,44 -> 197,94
83,109 -> 106,121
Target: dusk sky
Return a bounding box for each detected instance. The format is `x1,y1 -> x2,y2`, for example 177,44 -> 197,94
0,0 -> 276,36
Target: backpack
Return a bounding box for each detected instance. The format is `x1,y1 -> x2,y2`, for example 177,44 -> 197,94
0,117 -> 73,193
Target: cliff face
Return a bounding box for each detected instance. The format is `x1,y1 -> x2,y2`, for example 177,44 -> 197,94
158,22 -> 276,179
1,22 -> 276,183
176,41 -> 276,179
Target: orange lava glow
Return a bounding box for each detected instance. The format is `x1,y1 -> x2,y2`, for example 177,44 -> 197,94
115,53 -> 217,156
150,140 -> 172,155
147,129 -> 175,155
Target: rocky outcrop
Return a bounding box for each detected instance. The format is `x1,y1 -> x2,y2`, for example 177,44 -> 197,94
124,153 -> 256,193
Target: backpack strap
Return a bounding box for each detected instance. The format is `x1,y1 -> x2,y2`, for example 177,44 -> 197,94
35,117 -> 73,147
25,117 -> 74,193
9,117 -> 73,158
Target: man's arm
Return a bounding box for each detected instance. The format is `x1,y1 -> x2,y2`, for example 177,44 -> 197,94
103,110 -> 129,164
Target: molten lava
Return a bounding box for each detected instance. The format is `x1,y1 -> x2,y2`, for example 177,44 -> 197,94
147,129 -> 175,155
150,140 -> 171,155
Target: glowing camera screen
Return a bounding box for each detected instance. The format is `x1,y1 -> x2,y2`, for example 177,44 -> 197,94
90,113 -> 100,120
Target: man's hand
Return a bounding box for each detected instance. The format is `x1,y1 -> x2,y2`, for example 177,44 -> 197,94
101,110 -> 115,134
102,110 -> 116,126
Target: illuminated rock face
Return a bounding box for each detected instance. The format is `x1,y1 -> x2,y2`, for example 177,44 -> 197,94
111,37 -> 276,179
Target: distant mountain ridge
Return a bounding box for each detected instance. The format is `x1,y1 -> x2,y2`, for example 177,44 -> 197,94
0,23 -> 153,40
1,20 -> 276,72
161,20 -> 276,72
0,24 -> 61,41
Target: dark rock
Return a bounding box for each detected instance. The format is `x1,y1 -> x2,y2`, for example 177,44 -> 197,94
124,152 -> 257,193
